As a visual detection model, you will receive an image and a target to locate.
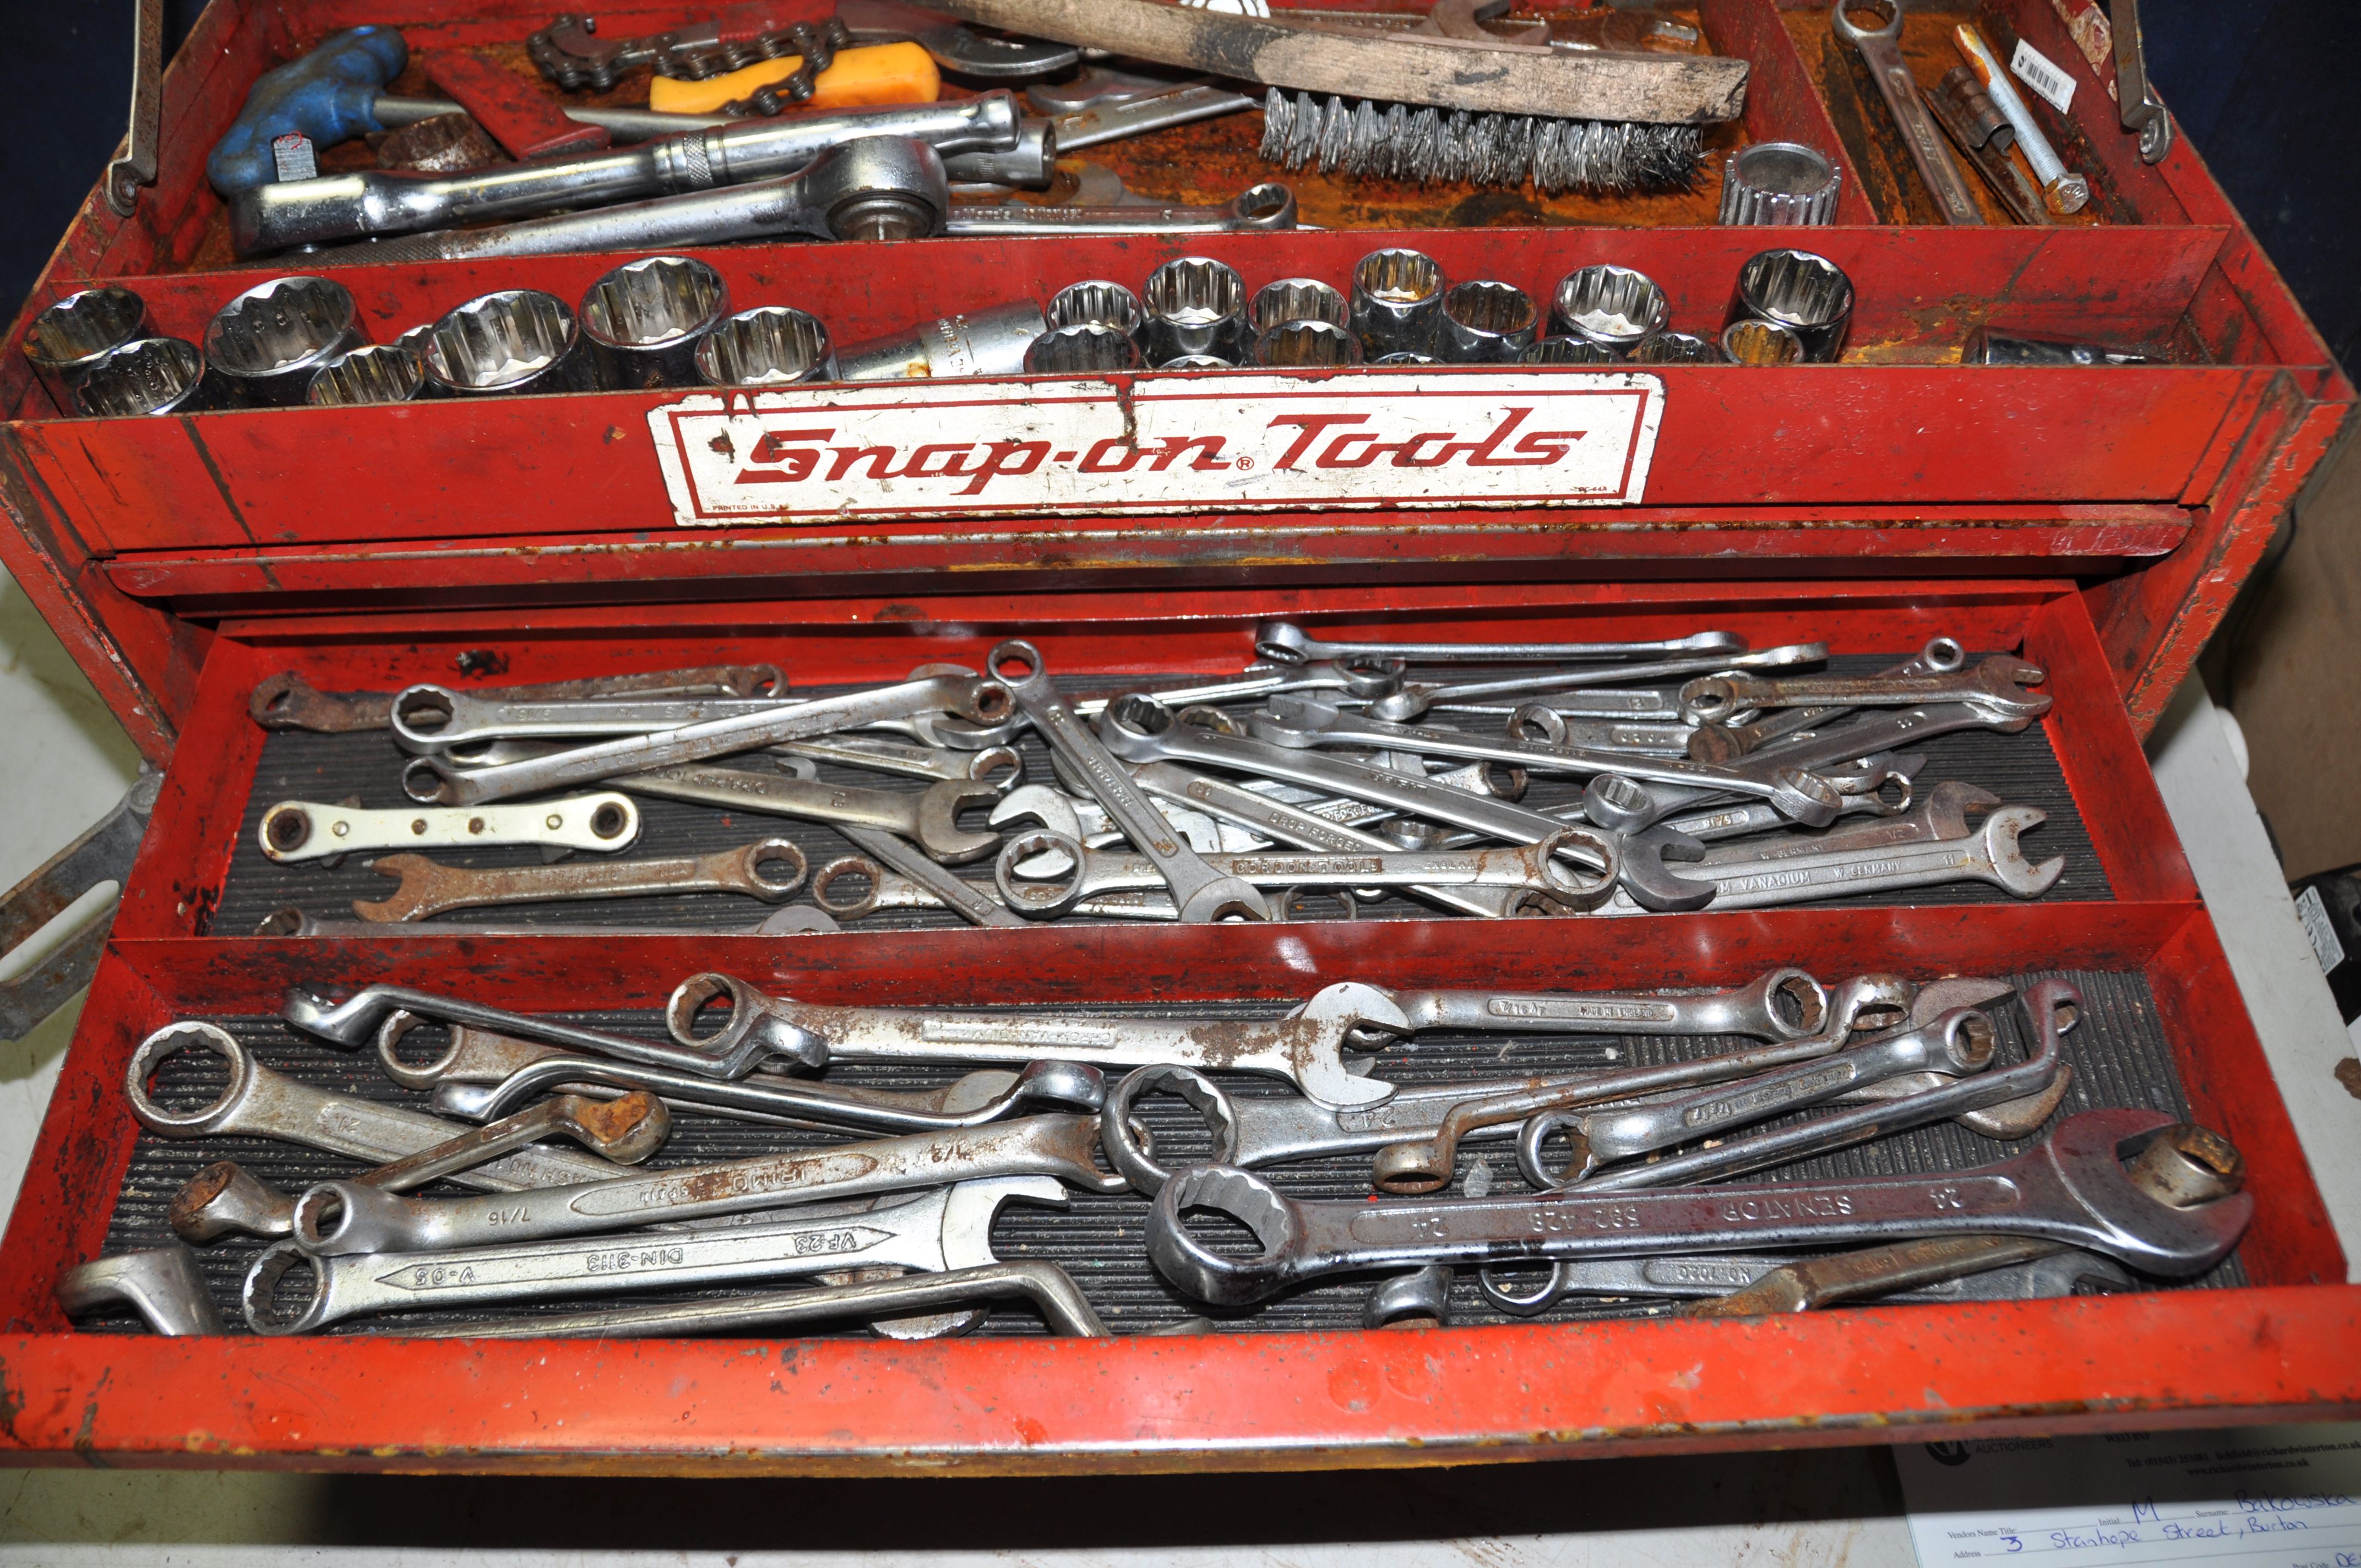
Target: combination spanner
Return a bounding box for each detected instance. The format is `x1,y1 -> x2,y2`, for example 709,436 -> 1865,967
1693,781 -> 1997,866
1359,644 -> 1827,724
618,765 -> 1003,865
1478,1240 -> 2134,1315
1593,808 -> 2065,914
1148,1108 -> 2252,1306
1255,625 -> 1747,665
355,838 -> 809,922
945,182 -> 1298,235
259,794 -> 640,863
1679,655 -> 2050,726
249,664 -> 785,733
246,1175 -> 1063,1333
391,685 -> 805,754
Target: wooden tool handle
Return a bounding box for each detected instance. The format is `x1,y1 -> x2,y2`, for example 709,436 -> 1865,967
925,0 -> 1746,123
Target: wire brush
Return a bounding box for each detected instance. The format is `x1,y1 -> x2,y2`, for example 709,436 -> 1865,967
1258,89 -> 1705,193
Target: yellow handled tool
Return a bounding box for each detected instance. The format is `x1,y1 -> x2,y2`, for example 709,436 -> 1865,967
651,40 -> 939,114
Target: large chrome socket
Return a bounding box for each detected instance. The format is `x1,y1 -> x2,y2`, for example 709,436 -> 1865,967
1143,257 -> 1249,367
1630,331 -> 1728,365
1522,336 -> 1617,366
581,255 -> 731,389
423,290 -> 599,396
1439,280 -> 1538,364
1254,320 -> 1362,368
73,337 -> 218,417
204,275 -> 368,406
1025,323 -> 1143,374
23,286 -> 148,410
307,344 -> 429,406
1250,278 -> 1348,336
1717,143 -> 1842,226
1047,281 -> 1146,346
1350,249 -> 1445,358
1725,249 -> 1853,363
837,300 -> 1047,380
1549,265 -> 1669,357
697,307 -> 839,386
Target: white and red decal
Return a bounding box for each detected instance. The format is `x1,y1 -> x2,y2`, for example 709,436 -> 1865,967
646,370 -> 1663,526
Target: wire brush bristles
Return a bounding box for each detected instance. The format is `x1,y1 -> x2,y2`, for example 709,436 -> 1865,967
1258,89 -> 1704,194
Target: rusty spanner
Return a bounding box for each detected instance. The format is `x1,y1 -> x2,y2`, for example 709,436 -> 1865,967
1831,0 -> 1986,225
249,665 -> 785,734
356,838 -> 809,922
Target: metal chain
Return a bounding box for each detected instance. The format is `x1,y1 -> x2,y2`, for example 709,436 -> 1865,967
526,14 -> 855,116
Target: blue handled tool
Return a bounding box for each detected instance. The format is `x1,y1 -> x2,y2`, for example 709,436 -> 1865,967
206,27 -> 409,196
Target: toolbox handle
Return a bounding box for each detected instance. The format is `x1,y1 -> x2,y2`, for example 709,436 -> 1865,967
0,771 -> 159,1039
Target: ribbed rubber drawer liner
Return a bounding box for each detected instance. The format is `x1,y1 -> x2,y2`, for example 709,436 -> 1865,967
95,966 -> 2230,1340
210,655 -> 2107,935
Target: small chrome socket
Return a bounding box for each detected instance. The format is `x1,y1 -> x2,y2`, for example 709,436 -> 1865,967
1550,265 -> 1669,356
1630,331 -> 1727,365
1370,351 -> 1438,366
1439,280 -> 1538,364
1025,323 -> 1144,374
23,285 -> 148,409
1726,249 -> 1853,363
204,275 -> 368,406
1254,320 -> 1362,369
1158,355 -> 1236,371
580,255 -> 730,390
1718,142 -> 1843,225
73,336 -> 218,417
423,289 -> 597,396
837,301 -> 1047,381
695,307 -> 838,386
1350,248 -> 1445,358
307,344 -> 428,406
1047,281 -> 1146,345
1143,257 -> 1249,367
1250,278 -> 1348,336
1720,318 -> 1808,366
1522,336 -> 1618,366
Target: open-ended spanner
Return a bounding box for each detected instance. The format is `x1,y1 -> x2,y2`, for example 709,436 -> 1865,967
619,765 -> 1002,866
405,668 -> 1014,808
1596,807 -> 2064,914
991,640 -> 1270,923
126,1022 -> 638,1190
1680,655 -> 2050,726
668,972 -> 1416,1111
1694,781 -> 1997,866
292,1112 -> 1125,1256
1831,0 -> 1987,226
260,794 -> 640,863
285,983 -> 798,1077
355,837 -> 809,922
171,1090 -> 670,1244
1149,1107 -> 2251,1307
1100,975 -> 1911,1195
1359,644 -> 1828,725
991,827 -> 1615,920
1097,698 -> 1722,912
246,1175 -> 1063,1333
249,665 -> 785,734
1255,624 -> 1746,666
945,182 -> 1298,236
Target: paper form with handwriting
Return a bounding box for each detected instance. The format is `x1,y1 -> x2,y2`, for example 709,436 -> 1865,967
1898,1423 -> 2361,1565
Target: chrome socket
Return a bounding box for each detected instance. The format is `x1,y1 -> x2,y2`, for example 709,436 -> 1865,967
1370,351 -> 1437,366
1143,257 -> 1249,367
1254,319 -> 1362,368
1963,330 -> 2162,367
837,300 -> 1047,380
1047,281 -> 1146,346
1549,265 -> 1669,357
1025,323 -> 1144,373
204,275 -> 368,406
1249,277 -> 1348,335
1350,248 -> 1445,358
23,285 -> 148,410
1630,331 -> 1728,365
1726,249 -> 1853,363
73,336 -> 219,417
581,255 -> 731,390
1158,355 -> 1236,371
1439,280 -> 1537,364
1718,142 -> 1843,225
1720,318 -> 1808,366
307,344 -> 428,406
696,307 -> 839,386
1522,336 -> 1617,366
942,117 -> 1058,188
423,289 -> 598,396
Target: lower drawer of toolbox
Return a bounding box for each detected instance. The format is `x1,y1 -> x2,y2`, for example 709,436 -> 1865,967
0,576 -> 2352,1469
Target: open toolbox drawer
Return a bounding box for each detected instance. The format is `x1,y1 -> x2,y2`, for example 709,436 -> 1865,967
0,0 -> 2350,770
1,578 -> 2355,1470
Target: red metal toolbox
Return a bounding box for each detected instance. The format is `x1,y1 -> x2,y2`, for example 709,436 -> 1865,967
2,581 -> 2357,1470
1,0 -> 2357,1473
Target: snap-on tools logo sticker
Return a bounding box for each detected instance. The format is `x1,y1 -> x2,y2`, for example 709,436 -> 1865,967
646,371 -> 1663,526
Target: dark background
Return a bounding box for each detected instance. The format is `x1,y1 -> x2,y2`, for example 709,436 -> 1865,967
1,0 -> 2354,369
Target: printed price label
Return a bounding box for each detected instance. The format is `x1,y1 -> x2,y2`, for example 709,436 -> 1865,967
2295,884 -> 2346,976
645,371 -> 1664,527
2011,37 -> 2077,113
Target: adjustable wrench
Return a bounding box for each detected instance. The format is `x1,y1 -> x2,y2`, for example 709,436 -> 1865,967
247,1176 -> 1062,1332
1679,655 -> 2049,725
619,765 -> 1002,865
260,794 -> 640,863
1596,807 -> 2065,914
292,1113 -> 1125,1255
1255,624 -> 1747,665
945,182 -> 1299,235
405,668 -> 1014,808
991,640 -> 1270,922
1148,1107 -> 2252,1306
355,838 -> 809,922
1831,0 -> 1986,225
1361,644 -> 1827,723
667,972 -> 1415,1111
